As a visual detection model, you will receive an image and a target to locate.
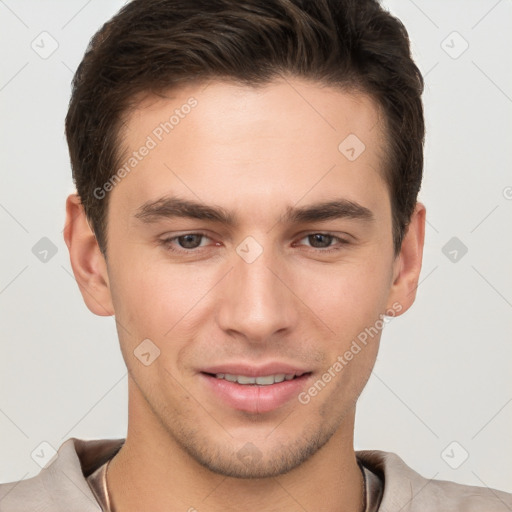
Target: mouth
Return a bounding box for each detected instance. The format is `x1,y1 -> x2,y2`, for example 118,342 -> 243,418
207,372 -> 306,386
199,366 -> 312,414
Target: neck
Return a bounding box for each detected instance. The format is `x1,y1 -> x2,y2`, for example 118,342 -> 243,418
107,379 -> 365,512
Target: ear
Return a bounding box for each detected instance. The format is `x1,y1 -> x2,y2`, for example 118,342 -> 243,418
63,193 -> 114,316
386,202 -> 426,315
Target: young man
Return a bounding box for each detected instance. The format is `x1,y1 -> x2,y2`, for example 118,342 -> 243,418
1,0 -> 510,510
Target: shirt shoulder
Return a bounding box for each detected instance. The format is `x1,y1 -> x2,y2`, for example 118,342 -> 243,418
0,437 -> 124,512
356,449 -> 512,511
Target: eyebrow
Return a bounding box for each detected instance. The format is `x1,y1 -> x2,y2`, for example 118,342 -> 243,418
133,196 -> 374,226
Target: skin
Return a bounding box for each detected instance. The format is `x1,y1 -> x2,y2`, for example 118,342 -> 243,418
64,76 -> 425,512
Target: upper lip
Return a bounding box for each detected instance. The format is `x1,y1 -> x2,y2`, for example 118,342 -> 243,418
200,362 -> 310,377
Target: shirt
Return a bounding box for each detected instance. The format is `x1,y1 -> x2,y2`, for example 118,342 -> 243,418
1,437 -> 511,511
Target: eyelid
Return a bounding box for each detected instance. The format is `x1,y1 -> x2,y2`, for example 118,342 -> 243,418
294,232 -> 351,252
160,231 -> 215,248
295,230 -> 354,242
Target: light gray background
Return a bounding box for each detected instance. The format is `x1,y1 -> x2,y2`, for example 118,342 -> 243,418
1,0 -> 511,493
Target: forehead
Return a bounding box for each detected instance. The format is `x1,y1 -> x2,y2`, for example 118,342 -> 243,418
111,78 -> 389,222
123,78 -> 384,149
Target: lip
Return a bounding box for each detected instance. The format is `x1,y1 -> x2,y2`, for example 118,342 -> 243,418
199,362 -> 312,414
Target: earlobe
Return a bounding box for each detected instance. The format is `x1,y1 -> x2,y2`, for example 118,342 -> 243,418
386,202 -> 426,315
63,193 -> 114,316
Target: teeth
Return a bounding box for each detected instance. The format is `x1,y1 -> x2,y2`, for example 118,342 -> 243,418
215,373 -> 296,385
255,375 -> 275,385
237,375 -> 256,384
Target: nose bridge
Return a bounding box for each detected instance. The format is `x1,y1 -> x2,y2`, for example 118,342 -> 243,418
217,236 -> 296,340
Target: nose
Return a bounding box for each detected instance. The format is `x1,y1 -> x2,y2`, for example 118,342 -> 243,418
216,240 -> 299,344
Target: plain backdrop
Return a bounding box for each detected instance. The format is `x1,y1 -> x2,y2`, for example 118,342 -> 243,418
1,0 -> 511,493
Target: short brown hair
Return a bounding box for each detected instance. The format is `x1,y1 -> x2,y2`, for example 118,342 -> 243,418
65,0 -> 424,256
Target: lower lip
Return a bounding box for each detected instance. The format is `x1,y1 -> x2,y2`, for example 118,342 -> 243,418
200,373 -> 311,414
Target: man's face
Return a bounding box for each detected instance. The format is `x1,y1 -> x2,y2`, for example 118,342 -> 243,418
104,77 -> 402,477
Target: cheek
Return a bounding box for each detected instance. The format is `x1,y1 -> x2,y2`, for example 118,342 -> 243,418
108,254 -> 218,347
296,258 -> 393,340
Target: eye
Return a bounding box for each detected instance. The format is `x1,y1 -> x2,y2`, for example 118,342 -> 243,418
296,233 -> 350,253
160,232 -> 215,253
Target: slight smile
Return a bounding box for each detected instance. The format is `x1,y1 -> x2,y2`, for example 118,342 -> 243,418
199,363 -> 313,414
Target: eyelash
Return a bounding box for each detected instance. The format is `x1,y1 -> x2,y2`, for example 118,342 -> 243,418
160,232 -> 350,255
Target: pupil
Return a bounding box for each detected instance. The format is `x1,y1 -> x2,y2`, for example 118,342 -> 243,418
310,234 -> 332,248
179,234 -> 201,249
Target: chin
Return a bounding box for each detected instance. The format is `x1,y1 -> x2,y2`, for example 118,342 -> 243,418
177,423 -> 337,479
